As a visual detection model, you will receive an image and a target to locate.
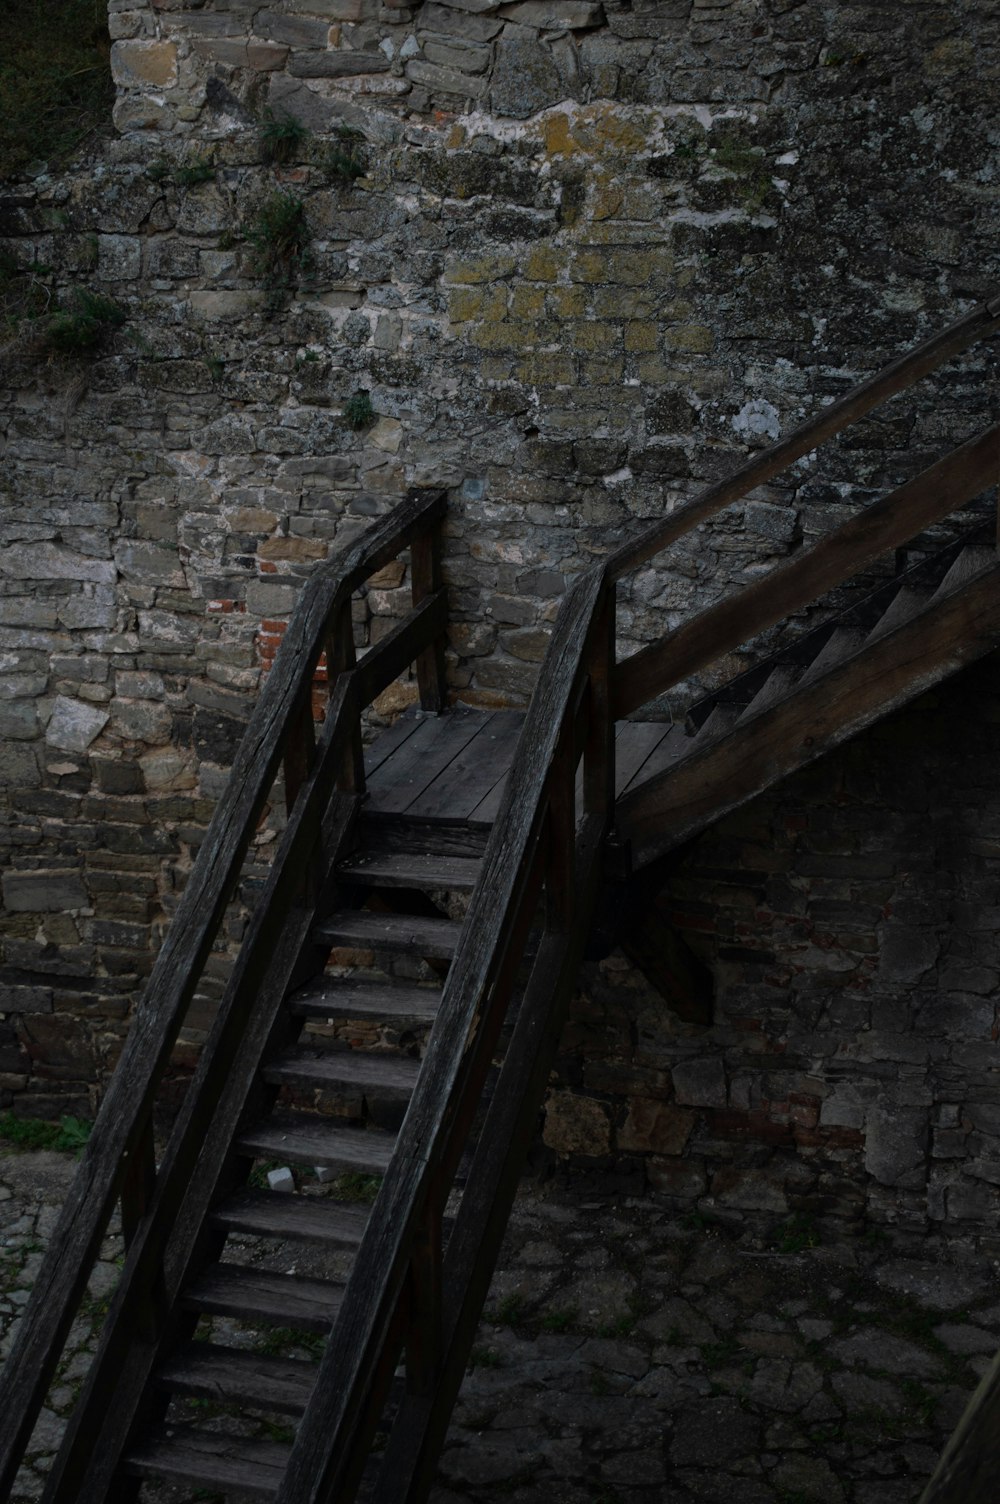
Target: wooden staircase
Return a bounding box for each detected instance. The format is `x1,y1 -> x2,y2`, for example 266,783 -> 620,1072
1,295 -> 998,1504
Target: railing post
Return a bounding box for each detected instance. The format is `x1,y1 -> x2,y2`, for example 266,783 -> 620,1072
584,584 -> 615,818
281,695 -> 316,815
325,600 -> 366,793
119,1119 -> 156,1248
546,728 -> 575,932
411,515 -> 448,714
405,1192 -> 443,1395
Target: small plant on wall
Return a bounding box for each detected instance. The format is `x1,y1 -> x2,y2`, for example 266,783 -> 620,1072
344,389 -> 375,430
259,109 -> 309,166
245,190 -> 312,307
325,124 -> 366,182
43,287 -> 125,355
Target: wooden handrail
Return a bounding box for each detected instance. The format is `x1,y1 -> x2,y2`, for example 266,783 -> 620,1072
605,299 -> 1000,583
277,566 -> 612,1504
0,487 -> 447,1500
613,423 -> 1000,718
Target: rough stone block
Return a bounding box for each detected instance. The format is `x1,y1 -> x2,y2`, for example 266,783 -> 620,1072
619,1099 -> 694,1156
45,697 -> 110,754
499,1 -> 604,26
2,873 -> 89,914
671,1057 -> 727,1109
543,1090 -> 611,1157
491,39 -> 561,117
0,544 -> 116,585
289,49 -> 390,76
256,10 -> 334,45
405,58 -> 489,96
864,1104 -> 928,1188
110,40 -> 179,87
108,698 -> 173,743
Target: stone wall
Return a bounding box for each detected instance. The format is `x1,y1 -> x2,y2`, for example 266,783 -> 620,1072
0,0 -> 999,1219
544,656 -> 1000,1251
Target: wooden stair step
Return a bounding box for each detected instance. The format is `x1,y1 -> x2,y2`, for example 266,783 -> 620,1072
122,1424 -> 289,1498
210,1188 -> 370,1248
236,1112 -> 396,1174
288,978 -> 441,1027
933,542 -> 996,596
336,848 -> 482,892
315,909 -> 463,960
690,703 -> 741,744
181,1263 -> 344,1333
263,1046 -> 420,1100
630,722 -> 688,784
865,585 -> 928,643
738,664 -> 798,721
797,626 -> 867,685
156,1342 -> 316,1414
357,813 -> 491,859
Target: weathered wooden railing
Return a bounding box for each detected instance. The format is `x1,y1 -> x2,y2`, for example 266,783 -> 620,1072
0,485 -> 449,1498
275,568 -> 616,1504
275,295 -> 1000,1502
2,294 -> 999,1503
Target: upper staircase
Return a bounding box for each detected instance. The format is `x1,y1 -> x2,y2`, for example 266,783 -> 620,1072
1,296 -> 998,1504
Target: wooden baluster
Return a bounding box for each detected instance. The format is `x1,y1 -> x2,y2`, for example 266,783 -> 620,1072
326,600 -> 365,793
119,1120 -> 156,1249
282,695 -> 316,816
411,520 -> 448,714
584,587 -> 615,817
405,1193 -> 443,1395
546,728 -> 575,933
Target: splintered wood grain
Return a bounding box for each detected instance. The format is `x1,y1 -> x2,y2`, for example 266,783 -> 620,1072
124,1425 -> 290,1497
236,1114 -> 396,1174
408,710 -> 524,821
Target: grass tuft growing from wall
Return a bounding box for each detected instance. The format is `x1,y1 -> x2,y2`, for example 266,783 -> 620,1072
0,0 -> 113,179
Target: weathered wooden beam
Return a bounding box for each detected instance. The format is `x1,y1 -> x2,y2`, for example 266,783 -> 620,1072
613,423 -> 1000,719
616,556 -> 1000,869
919,1345 -> 1000,1504
618,892 -> 714,1027
605,302 -> 1000,583
411,524 -> 448,714
353,590 -> 448,708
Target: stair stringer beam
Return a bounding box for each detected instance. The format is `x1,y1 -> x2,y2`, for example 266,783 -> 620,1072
616,559 -> 1000,871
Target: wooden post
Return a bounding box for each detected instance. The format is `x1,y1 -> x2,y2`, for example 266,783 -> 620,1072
545,728 -> 575,933
325,602 -> 365,793
584,587 -> 615,817
405,1194 -> 443,1395
119,1121 -> 156,1248
411,519 -> 448,714
281,695 -> 316,816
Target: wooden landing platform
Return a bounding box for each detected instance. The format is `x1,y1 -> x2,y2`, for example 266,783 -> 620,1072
364,707 -> 679,827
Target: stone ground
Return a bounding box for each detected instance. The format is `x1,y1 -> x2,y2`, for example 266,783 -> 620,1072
2,1148 -> 994,1504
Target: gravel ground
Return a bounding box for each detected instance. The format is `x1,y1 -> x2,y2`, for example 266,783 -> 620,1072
1,1147 -> 989,1503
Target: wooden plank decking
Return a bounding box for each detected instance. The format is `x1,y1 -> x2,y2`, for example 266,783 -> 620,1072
363,707 -> 674,827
